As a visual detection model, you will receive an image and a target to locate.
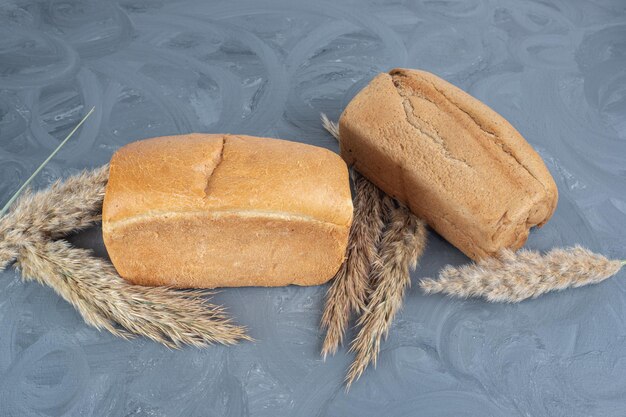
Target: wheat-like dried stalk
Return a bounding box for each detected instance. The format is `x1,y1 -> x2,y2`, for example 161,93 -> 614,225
15,239 -> 250,347
0,165 -> 109,270
320,171 -> 386,358
1,108 -> 99,269
0,221 -> 22,271
420,246 -> 624,303
2,165 -> 109,239
345,201 -> 427,387
321,113 -> 340,141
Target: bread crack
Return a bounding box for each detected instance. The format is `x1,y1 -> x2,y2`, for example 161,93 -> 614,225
391,76 -> 472,169
414,74 -> 548,198
203,136 -> 226,198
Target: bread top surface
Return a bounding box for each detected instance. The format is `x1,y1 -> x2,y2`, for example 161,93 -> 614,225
103,133 -> 353,229
339,68 -> 558,236
390,68 -> 558,219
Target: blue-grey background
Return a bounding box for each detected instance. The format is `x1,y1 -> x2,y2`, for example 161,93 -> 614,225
1,0 -> 625,415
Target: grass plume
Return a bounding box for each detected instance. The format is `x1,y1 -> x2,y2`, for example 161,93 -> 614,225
1,108 -> 102,269
2,165 -> 109,240
346,201 -> 427,387
321,113 -> 340,141
420,246 -> 624,303
320,171 -> 385,358
15,239 -> 249,347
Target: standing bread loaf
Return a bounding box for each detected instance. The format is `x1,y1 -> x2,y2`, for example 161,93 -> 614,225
339,68 -> 558,260
102,134 -> 353,288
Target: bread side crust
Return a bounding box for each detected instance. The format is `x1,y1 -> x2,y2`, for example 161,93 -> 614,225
103,211 -> 349,288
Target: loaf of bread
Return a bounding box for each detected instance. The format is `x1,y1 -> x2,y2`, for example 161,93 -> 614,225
339,68 -> 558,260
102,134 -> 353,288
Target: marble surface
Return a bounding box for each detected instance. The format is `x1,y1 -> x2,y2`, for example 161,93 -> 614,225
1,0 -> 626,415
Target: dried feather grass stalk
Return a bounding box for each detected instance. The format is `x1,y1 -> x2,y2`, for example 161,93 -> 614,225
16,239 -> 249,347
2,165 -> 109,239
321,113 -> 340,141
320,171 -> 386,358
1,167 -> 249,347
420,246 -> 624,303
346,201 -> 427,387
1,108 -> 99,269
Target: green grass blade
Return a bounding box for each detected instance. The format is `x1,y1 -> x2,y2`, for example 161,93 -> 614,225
0,107 -> 96,218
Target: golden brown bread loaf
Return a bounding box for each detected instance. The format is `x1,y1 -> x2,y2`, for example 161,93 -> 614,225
102,134 -> 353,288
339,68 -> 558,260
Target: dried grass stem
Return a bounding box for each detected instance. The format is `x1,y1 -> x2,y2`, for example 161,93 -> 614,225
16,239 -> 249,347
420,246 -> 624,302
346,201 -> 427,387
321,172 -> 386,358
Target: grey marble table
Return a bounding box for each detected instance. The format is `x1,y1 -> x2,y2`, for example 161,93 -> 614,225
1,0 -> 625,416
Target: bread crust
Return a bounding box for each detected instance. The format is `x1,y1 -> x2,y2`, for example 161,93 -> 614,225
339,68 -> 558,260
102,134 -> 353,288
